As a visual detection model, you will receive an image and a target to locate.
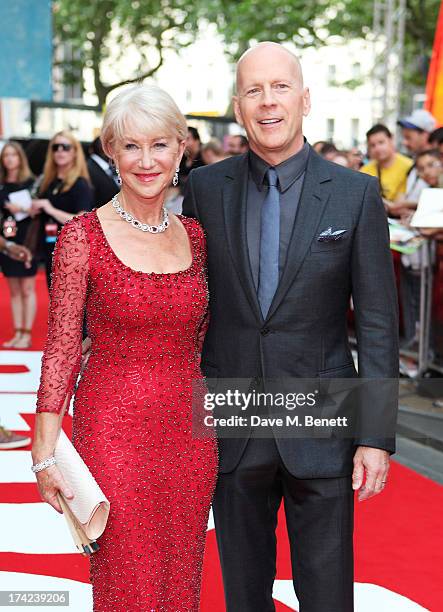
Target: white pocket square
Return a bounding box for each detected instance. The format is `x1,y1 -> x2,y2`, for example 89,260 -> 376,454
317,227 -> 348,242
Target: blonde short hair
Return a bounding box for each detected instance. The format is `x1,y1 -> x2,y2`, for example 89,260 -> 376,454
101,84 -> 187,157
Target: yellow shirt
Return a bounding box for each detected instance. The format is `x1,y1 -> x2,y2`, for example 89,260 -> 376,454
361,153 -> 413,201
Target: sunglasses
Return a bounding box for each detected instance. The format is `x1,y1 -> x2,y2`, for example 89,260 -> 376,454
51,143 -> 73,152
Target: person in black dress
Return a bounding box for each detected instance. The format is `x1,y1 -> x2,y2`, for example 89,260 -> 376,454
0,141 -> 38,349
32,131 -> 93,288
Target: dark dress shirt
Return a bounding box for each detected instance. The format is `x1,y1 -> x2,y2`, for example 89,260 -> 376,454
246,140 -> 310,289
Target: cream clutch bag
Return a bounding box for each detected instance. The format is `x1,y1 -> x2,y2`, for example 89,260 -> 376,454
54,428 -> 110,556
54,390 -> 111,556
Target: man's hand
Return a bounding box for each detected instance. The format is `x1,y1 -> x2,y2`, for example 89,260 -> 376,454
81,337 -> 92,371
352,446 -> 390,501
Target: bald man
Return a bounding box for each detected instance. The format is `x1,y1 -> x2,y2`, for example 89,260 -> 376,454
183,42 -> 398,611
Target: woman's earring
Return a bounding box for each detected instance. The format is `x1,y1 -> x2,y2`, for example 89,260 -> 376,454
115,165 -> 122,186
172,167 -> 179,187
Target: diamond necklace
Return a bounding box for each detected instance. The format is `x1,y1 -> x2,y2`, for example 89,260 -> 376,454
111,194 -> 169,234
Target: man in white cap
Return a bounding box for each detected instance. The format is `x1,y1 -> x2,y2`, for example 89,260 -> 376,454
395,109 -> 436,208
396,109 -> 437,347
398,109 -> 437,157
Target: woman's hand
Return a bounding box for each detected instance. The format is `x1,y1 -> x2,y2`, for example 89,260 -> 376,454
400,210 -> 414,227
5,242 -> 33,267
32,199 -> 53,215
419,227 -> 443,240
35,463 -> 74,514
4,202 -> 22,215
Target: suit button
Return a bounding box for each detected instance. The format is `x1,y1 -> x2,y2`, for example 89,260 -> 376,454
261,327 -> 271,336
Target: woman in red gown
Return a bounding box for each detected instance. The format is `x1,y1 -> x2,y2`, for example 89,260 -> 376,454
32,85 -> 218,611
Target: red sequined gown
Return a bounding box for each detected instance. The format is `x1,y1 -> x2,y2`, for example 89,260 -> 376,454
36,211 -> 218,611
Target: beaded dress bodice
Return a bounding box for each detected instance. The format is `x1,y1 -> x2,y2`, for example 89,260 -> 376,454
36,211 -> 209,414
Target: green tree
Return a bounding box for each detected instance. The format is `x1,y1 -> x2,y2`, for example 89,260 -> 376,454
53,0 -> 201,107
54,0 -> 440,106
201,0 -> 440,88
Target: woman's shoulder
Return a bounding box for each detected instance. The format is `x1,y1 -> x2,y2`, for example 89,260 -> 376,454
70,175 -> 91,190
177,214 -> 206,255
178,214 -> 204,235
60,210 -> 96,240
0,178 -> 33,192
23,177 -> 35,189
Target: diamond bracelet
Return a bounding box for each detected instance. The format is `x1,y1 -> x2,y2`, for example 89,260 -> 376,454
31,456 -> 57,473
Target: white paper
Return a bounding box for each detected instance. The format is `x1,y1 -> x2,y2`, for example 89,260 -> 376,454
387,218 -> 417,242
410,188 -> 443,228
8,189 -> 32,222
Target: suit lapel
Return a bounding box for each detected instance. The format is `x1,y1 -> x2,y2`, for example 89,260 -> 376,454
265,151 -> 332,321
222,155 -> 264,324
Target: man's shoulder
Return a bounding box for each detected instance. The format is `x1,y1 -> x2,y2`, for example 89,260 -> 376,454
360,160 -> 377,176
317,154 -> 374,187
86,156 -> 99,171
394,153 -> 414,170
190,154 -> 247,184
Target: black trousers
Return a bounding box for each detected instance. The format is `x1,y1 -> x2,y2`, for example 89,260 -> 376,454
212,436 -> 354,612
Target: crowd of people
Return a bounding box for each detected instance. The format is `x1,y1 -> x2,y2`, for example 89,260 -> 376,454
28,43 -> 398,610
0,38 -> 436,611
0,126 -> 250,355
315,109 -> 443,351
1,107 -> 442,452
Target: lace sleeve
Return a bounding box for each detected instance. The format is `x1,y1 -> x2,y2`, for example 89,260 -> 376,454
36,217 -> 89,414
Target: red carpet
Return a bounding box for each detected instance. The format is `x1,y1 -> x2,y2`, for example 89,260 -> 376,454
201,461 -> 443,611
1,270 -> 442,610
0,269 -> 48,350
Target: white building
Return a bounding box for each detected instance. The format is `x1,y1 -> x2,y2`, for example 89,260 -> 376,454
1,29 -> 400,150
300,39 -> 377,149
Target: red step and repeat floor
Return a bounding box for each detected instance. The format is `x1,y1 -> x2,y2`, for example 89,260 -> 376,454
1,270 -> 442,611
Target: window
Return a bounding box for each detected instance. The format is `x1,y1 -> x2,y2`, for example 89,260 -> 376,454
327,65 -> 336,86
352,62 -> 361,79
351,118 -> 359,146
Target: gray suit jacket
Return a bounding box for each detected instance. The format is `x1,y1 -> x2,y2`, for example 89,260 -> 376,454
183,147 -> 399,478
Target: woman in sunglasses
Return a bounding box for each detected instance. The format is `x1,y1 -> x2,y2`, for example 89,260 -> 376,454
32,131 -> 93,287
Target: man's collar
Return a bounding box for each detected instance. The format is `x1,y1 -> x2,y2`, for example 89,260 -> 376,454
248,139 -> 310,192
90,153 -> 111,173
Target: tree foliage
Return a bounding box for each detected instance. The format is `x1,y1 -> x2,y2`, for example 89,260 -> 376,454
202,0 -> 440,87
53,0 -> 440,106
53,0 -> 201,106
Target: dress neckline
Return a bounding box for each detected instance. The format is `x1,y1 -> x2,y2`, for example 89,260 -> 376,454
92,209 -> 196,276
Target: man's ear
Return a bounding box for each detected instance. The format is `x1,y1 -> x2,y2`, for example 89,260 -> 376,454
302,87 -> 311,117
233,96 -> 244,127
